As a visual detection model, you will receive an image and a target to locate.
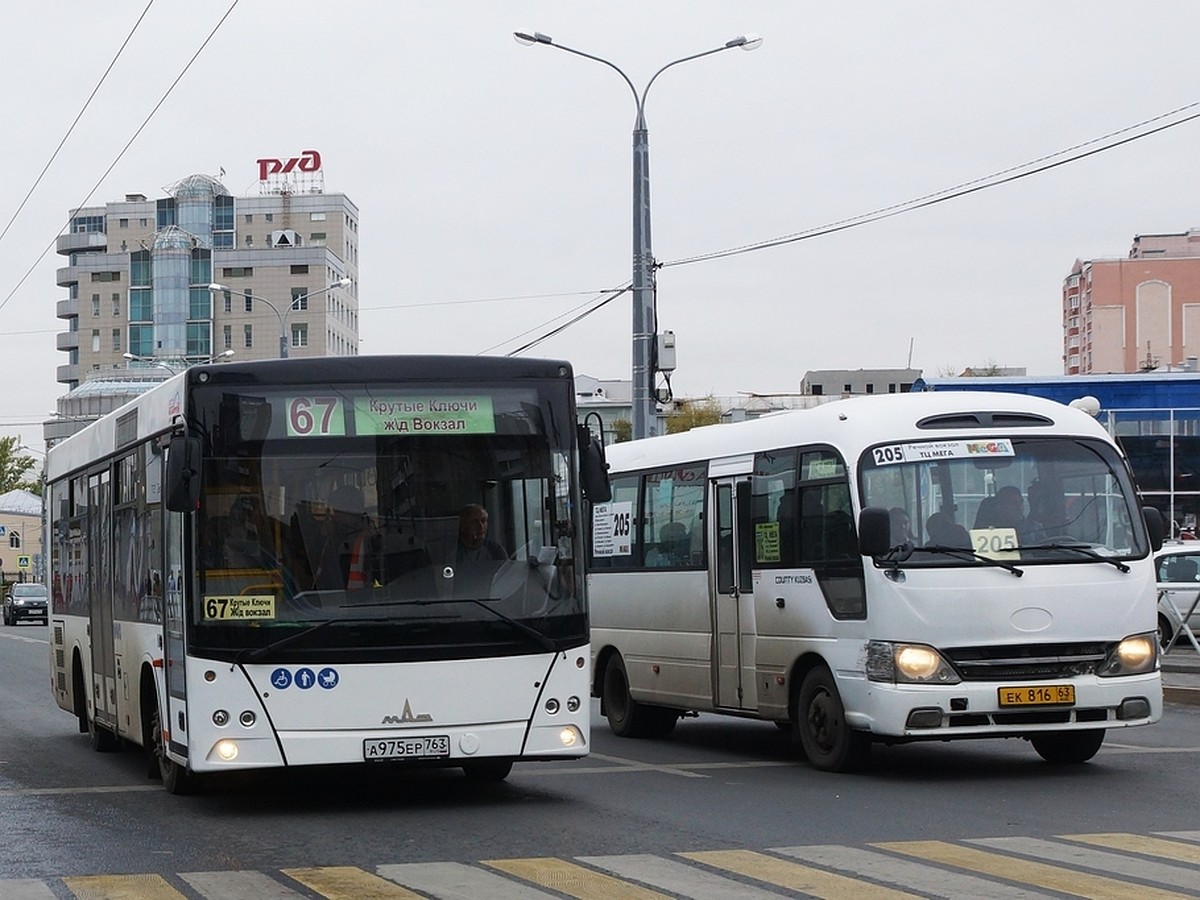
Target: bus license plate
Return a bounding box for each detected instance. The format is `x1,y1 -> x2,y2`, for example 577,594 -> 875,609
363,735 -> 451,760
997,684 -> 1076,707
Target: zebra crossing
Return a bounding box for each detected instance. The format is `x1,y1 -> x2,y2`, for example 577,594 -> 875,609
7,831 -> 1200,898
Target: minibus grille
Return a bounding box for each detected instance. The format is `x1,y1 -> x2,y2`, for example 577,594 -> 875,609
943,642 -> 1110,681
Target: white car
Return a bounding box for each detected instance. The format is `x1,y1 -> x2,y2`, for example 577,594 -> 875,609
1155,544 -> 1200,651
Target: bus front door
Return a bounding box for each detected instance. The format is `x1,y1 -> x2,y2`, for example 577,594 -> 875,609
712,477 -> 756,710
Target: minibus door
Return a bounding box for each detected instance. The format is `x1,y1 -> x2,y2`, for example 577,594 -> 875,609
713,477 -> 755,709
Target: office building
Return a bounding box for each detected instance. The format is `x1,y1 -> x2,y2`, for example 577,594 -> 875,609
55,167 -> 358,389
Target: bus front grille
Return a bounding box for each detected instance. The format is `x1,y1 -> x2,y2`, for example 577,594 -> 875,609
943,642 -> 1110,681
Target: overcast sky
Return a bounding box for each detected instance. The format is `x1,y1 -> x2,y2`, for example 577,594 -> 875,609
4,2 -> 1200,451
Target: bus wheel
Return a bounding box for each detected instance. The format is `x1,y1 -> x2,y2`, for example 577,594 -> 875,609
794,666 -> 870,772
602,654 -> 677,738
150,704 -> 195,794
462,759 -> 513,782
1030,729 -> 1104,764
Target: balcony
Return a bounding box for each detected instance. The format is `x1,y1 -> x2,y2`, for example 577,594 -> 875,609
56,231 -> 108,255
56,297 -> 78,319
56,331 -> 79,352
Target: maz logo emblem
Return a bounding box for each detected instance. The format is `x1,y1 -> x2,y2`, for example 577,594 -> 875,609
381,699 -> 432,725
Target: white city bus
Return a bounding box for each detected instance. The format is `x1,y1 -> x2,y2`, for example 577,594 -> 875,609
46,356 -> 609,792
588,391 -> 1164,771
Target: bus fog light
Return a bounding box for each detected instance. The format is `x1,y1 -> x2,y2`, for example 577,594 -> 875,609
906,707 -> 944,729
214,739 -> 239,761
239,710 -> 256,727
1118,697 -> 1151,719
544,698 -> 560,714
559,726 -> 580,748
566,695 -> 581,712
212,709 -> 230,727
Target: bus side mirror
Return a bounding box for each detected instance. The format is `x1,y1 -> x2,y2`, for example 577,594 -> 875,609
1144,506 -> 1165,552
164,436 -> 202,512
858,507 -> 892,557
577,424 -> 612,504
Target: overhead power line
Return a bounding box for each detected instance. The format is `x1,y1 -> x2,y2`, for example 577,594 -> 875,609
0,0 -> 241,316
0,1 -> 156,249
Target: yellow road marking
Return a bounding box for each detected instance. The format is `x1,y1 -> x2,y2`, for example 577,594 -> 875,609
63,873 -> 186,899
281,866 -> 423,898
874,839 -> 1196,900
680,849 -> 921,899
483,857 -> 671,899
1060,832 -> 1200,864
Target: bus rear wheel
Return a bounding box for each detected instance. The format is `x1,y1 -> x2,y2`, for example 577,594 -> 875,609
794,665 -> 870,772
602,654 -> 677,738
1030,729 -> 1104,764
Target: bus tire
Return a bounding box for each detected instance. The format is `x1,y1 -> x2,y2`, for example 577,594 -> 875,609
1030,729 -> 1104,764
602,654 -> 678,738
794,665 -> 870,772
462,759 -> 513,782
150,703 -> 196,794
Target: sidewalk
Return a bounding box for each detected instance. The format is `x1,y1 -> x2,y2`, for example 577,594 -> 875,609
1162,648 -> 1200,706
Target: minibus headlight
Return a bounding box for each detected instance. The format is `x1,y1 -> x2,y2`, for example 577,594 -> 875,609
868,641 -> 961,684
1100,633 -> 1158,677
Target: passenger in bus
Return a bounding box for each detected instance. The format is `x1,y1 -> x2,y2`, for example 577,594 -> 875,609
889,507 -> 915,547
453,504 -> 509,597
290,483 -> 373,592
925,510 -> 970,548
646,521 -> 690,567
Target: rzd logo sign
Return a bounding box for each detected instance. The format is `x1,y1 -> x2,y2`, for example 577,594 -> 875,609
257,149 -> 321,181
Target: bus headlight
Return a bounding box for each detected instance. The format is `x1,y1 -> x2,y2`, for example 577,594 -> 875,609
1100,633 -> 1158,677
867,641 -> 961,684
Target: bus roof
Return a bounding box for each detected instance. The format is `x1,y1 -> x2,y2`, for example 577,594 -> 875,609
604,390 -> 1114,474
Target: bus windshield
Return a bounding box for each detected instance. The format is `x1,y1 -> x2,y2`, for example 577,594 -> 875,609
188,379 -> 582,662
860,435 -> 1149,566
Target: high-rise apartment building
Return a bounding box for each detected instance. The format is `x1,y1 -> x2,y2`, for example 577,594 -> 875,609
1064,230 -> 1200,374
55,170 -> 358,389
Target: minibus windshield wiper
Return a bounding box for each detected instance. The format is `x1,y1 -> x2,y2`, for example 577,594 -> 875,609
1022,542 -> 1131,572
916,544 -> 1025,577
354,596 -> 557,652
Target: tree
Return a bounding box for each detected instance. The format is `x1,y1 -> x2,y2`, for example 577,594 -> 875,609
666,397 -> 723,435
611,418 -> 632,443
0,436 -> 40,496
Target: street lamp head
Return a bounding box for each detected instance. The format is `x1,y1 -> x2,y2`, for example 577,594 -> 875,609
208,282 -> 228,293
213,349 -> 235,360
727,33 -> 763,51
514,30 -> 553,46
334,277 -> 352,288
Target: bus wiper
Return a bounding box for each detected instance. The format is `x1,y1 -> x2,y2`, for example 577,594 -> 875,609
232,618 -> 336,668
917,544 -> 1024,577
1023,542 -> 1131,572
353,596 -> 557,652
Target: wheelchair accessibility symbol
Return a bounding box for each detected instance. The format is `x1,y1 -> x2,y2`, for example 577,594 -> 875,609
270,668 -> 292,689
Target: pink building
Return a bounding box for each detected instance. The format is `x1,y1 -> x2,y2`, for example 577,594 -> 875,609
1065,230 -> 1200,374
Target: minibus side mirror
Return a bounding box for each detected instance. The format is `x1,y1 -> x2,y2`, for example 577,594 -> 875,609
858,507 -> 892,557
164,436 -> 202,512
1144,506 -> 1165,552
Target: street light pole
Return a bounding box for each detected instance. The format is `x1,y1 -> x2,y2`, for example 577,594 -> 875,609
515,30 -> 761,439
208,278 -> 352,359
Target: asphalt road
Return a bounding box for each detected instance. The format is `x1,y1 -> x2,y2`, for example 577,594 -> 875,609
4,621 -> 1200,898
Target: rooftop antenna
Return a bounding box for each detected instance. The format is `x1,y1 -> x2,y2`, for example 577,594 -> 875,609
906,337 -> 914,369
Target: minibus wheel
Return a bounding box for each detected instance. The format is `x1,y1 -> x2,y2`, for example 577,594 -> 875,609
1030,729 -> 1104,764
602,654 -> 677,738
794,665 -> 870,772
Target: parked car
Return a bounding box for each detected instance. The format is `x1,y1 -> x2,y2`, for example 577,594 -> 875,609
1155,543 -> 1200,650
2,582 -> 48,626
